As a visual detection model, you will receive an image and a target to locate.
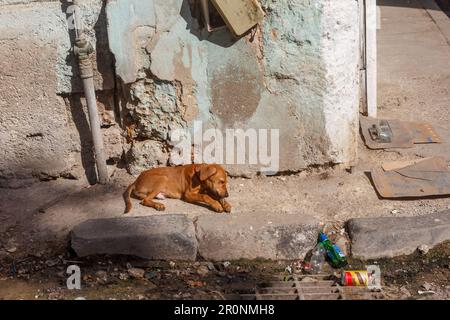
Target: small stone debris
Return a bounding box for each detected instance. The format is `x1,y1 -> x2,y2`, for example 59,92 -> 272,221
418,290 -> 435,295
144,271 -> 157,280
421,282 -> 433,291
128,268 -> 145,279
187,280 -> 206,287
95,270 -> 108,283
417,244 -> 430,255
118,273 -> 129,281
222,261 -> 231,268
399,286 -> 411,298
5,246 -> 17,253
196,265 -> 209,276
45,258 -> 59,267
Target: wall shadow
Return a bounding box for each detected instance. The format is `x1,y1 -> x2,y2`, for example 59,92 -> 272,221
66,95 -> 98,184
180,0 -> 239,48
59,0 -> 118,184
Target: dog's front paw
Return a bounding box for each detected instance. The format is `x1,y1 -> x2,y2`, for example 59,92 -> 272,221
222,201 -> 232,213
154,203 -> 166,211
211,202 -> 224,213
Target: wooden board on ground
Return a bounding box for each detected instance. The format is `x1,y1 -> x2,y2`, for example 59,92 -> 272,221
210,0 -> 265,36
371,157 -> 450,198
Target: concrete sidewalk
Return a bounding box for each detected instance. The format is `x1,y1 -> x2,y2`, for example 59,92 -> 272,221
377,0 -> 450,159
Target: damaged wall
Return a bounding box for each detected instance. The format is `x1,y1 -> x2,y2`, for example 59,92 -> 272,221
0,0 -> 123,186
108,0 -> 360,176
0,0 -> 360,186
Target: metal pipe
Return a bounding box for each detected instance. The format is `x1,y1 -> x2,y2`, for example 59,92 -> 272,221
200,0 -> 212,32
79,49 -> 109,184
72,2 -> 108,184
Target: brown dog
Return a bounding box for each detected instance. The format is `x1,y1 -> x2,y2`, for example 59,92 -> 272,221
123,163 -> 231,214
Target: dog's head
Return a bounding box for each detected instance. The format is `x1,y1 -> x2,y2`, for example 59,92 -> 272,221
196,164 -> 229,199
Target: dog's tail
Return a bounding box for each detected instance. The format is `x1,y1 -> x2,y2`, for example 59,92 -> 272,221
123,182 -> 136,214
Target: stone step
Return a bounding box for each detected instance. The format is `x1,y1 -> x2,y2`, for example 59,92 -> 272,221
71,214 -> 197,261
195,212 -> 320,261
347,210 -> 450,259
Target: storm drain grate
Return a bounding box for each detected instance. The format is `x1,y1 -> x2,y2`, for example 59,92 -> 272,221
227,274 -> 384,300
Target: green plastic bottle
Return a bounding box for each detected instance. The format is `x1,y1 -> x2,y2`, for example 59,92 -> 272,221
318,233 -> 347,268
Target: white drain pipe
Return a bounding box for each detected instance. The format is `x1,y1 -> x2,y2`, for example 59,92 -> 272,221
72,1 -> 108,184
364,0 -> 377,117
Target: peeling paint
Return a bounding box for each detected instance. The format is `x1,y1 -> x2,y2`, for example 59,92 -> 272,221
126,77 -> 186,141
106,0 -> 360,175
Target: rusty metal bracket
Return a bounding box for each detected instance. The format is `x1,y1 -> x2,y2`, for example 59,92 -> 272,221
360,116 -> 442,149
199,0 -> 265,36
368,120 -> 393,143
74,36 -> 94,79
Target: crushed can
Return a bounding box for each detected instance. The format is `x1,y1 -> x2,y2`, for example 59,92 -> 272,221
341,270 -> 369,286
342,265 -> 382,290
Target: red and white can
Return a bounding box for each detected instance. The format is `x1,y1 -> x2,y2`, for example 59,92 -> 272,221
341,270 -> 369,286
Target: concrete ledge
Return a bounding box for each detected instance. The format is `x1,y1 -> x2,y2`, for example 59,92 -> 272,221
348,210 -> 450,259
71,215 -> 197,261
196,213 -> 320,261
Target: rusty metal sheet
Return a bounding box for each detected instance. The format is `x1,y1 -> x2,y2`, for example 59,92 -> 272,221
360,116 -> 442,149
407,121 -> 442,143
360,116 -> 414,149
210,0 -> 265,36
371,157 -> 450,198
381,157 -> 432,171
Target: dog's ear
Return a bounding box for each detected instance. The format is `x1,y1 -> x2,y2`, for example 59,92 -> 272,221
197,164 -> 217,181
